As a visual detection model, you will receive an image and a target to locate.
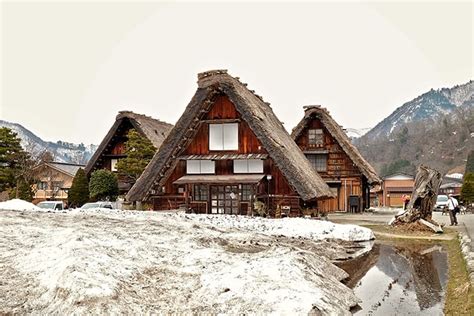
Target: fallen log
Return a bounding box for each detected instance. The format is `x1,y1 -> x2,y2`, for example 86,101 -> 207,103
391,165 -> 442,229
419,218 -> 443,233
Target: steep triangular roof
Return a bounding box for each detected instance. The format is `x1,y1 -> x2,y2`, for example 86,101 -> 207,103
85,111 -> 173,175
291,106 -> 381,185
127,70 -> 333,202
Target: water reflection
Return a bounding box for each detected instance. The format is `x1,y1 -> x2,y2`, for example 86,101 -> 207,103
337,242 -> 448,315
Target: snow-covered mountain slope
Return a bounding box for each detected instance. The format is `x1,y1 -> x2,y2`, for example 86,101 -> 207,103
0,119 -> 97,164
365,80 -> 473,140
345,127 -> 371,139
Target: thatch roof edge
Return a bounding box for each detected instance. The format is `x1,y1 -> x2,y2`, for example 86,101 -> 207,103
84,111 -> 173,176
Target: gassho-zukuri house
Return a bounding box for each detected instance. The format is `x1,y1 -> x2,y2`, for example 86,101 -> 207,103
85,111 -> 173,193
126,70 -> 334,215
292,106 -> 381,212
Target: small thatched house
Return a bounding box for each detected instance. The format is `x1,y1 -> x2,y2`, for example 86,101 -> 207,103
85,111 -> 173,193
292,106 -> 381,212
127,70 -> 333,215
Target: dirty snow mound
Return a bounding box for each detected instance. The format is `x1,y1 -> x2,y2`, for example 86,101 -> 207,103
0,210 -> 362,315
0,199 -> 41,211
184,214 -> 375,242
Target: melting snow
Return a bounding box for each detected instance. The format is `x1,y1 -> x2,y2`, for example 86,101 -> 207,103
0,199 -> 41,211
0,206 -> 373,315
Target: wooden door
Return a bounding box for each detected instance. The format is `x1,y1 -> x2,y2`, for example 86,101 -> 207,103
210,185 -> 239,214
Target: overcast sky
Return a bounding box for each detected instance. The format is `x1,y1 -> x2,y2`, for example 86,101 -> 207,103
1,1 -> 472,145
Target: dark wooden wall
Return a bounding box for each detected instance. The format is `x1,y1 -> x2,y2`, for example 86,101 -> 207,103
160,95 -> 298,199
294,117 -> 366,211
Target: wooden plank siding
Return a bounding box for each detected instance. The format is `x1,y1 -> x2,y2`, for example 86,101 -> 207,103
294,118 -> 368,212
154,95 -> 303,215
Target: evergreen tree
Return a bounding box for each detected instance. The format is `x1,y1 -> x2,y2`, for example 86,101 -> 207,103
461,172 -> 474,204
68,168 -> 89,207
466,150 -> 474,174
89,169 -> 119,201
116,129 -> 156,182
11,179 -> 34,202
0,127 -> 30,193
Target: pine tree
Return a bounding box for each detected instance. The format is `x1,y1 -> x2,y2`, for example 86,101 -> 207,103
14,180 -> 34,201
466,150 -> 474,174
0,127 -> 31,193
68,168 -> 90,207
116,129 -> 156,182
89,169 -> 119,201
461,172 -> 474,204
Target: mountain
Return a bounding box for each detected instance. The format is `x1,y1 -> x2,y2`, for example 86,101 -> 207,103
0,120 -> 97,165
345,127 -> 371,139
365,80 -> 473,140
355,81 -> 474,177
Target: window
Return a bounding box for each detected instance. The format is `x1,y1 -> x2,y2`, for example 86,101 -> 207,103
233,159 -> 264,173
209,123 -> 238,150
186,160 -> 215,174
52,181 -> 63,191
37,181 -> 48,190
308,129 -> 324,145
194,184 -> 208,201
111,158 -> 119,172
241,184 -> 252,201
307,154 -> 327,172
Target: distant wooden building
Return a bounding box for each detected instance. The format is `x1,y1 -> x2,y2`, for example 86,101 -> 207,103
33,161 -> 84,203
381,173 -> 415,207
126,70 -> 333,215
85,111 -> 173,193
439,174 -> 463,196
291,106 -> 381,212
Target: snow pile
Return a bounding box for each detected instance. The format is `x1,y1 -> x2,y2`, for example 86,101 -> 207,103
184,214 -> 375,242
0,210 -> 363,315
0,199 -> 41,211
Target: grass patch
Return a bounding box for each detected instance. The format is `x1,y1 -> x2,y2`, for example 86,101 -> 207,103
443,237 -> 473,315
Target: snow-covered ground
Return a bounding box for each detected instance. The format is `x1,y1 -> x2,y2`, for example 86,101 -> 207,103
0,205 -> 374,315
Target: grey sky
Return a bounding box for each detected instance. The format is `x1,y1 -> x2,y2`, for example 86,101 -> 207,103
1,1 -> 472,145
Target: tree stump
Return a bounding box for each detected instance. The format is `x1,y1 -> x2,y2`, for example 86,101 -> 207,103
391,165 -> 442,229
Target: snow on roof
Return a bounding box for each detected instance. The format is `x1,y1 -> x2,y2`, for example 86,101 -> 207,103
445,173 -> 463,179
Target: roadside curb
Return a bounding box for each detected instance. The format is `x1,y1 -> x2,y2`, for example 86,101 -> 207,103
458,231 -> 474,284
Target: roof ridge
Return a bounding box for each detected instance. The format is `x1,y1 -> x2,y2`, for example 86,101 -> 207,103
197,70 -> 271,108
49,161 -> 85,166
116,110 -> 173,126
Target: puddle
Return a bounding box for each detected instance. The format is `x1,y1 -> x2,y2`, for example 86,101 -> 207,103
336,241 -> 448,315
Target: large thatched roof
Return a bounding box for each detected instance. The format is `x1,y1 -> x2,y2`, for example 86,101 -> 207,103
85,111 -> 173,175
127,70 -> 333,202
291,106 -> 381,185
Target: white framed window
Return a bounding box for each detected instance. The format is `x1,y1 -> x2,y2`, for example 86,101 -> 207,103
209,123 -> 238,150
186,160 -> 215,174
111,158 -> 119,171
308,129 -> 324,145
233,159 -> 264,173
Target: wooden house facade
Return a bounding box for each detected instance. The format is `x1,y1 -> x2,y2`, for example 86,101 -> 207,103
32,162 -> 84,203
291,106 -> 381,212
381,173 -> 415,207
126,70 -> 333,215
85,111 -> 173,193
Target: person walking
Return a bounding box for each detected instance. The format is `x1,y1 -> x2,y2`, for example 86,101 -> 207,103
447,194 -> 459,226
